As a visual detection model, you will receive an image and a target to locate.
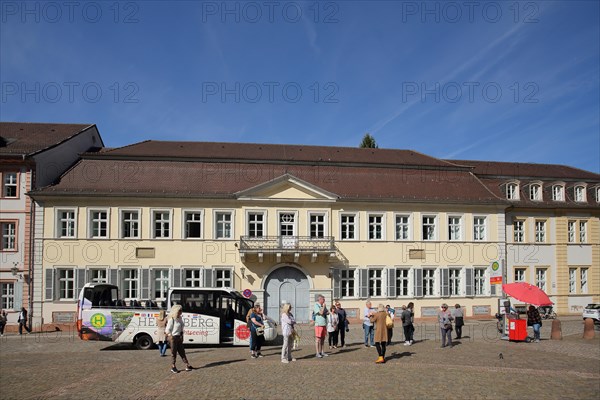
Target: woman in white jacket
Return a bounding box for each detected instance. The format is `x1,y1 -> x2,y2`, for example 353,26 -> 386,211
280,303 -> 297,363
165,305 -> 194,373
327,305 -> 339,349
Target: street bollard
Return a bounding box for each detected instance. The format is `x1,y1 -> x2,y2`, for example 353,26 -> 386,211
550,319 -> 562,340
583,318 -> 595,339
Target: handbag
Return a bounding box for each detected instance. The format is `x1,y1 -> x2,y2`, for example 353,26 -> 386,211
256,326 -> 264,336
444,323 -> 452,330
386,314 -> 394,329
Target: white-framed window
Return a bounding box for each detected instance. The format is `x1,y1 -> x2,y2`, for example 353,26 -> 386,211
309,212 -> 326,239
215,268 -> 232,287
56,209 -> 77,238
120,209 -> 140,239
473,216 -> 486,241
514,268 -> 526,282
574,185 -> 586,202
530,184 -> 542,201
580,268 -> 588,293
474,268 -> 486,296
506,183 -> 519,200
395,215 -> 410,241
514,220 -> 524,243
422,215 -> 436,241
341,269 -> 355,297
1,221 -> 16,251
368,268 -> 383,297
535,220 -> 546,243
449,268 -> 461,296
247,211 -> 265,238
184,269 -> 203,287
89,268 -> 108,283
423,268 -> 435,296
279,212 -> 296,236
395,268 -> 410,296
568,221 -> 576,243
569,268 -> 576,294
536,268 -> 547,291
58,268 -> 75,299
448,216 -> 461,241
552,185 -> 564,201
2,172 -> 18,198
215,211 -> 234,239
1,283 -> 15,309
596,187 -> 600,203
340,213 -> 357,240
368,214 -> 384,240
579,221 -> 587,243
152,210 -> 172,239
122,269 -> 139,300
88,209 -> 109,239
183,210 -> 203,239
153,269 -> 170,300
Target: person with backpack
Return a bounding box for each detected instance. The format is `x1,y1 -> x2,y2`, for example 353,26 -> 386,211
313,295 -> 329,358
246,304 -> 259,355
402,303 -> 415,346
250,305 -> 267,358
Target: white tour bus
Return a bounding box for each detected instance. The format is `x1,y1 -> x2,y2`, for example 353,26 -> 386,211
77,283 -> 276,349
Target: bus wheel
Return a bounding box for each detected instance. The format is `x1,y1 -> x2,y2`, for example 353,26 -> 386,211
134,334 -> 154,350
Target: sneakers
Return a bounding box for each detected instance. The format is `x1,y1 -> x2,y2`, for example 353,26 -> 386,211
316,353 -> 323,358
290,358 -> 297,362
534,339 -> 540,343
320,352 -> 328,357
185,366 -> 193,371
251,354 -> 258,359
281,359 -> 290,364
257,353 -> 264,358
404,341 -> 410,346
170,367 -> 179,374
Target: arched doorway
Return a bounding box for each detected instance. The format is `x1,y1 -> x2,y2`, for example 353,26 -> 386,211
264,266 -> 310,322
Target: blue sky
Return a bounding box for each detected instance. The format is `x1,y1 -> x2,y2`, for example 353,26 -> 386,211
1,1 -> 599,172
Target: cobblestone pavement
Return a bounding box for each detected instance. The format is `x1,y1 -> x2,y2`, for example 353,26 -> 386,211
0,317 -> 598,400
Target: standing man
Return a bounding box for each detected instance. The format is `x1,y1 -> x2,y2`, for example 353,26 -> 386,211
363,300 -> 375,347
314,295 -> 328,358
18,307 -> 31,335
335,301 -> 348,348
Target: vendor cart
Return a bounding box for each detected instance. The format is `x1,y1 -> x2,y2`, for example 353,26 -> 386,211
507,318 -> 531,342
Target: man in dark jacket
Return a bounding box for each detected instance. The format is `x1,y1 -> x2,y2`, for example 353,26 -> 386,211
334,301 -> 348,347
18,307 -> 31,335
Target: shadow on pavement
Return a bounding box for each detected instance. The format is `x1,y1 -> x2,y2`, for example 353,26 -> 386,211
386,351 -> 415,360
202,359 -> 246,368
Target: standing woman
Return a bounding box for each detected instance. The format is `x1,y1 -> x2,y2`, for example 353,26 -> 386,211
335,301 -> 348,348
280,303 -> 296,363
438,303 -> 454,348
327,305 -> 339,349
369,304 -> 389,363
165,305 -> 194,373
527,305 -> 542,343
250,305 -> 266,358
453,304 -> 464,340
156,310 -> 168,357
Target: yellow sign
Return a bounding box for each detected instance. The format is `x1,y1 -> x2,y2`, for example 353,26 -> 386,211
90,313 -> 107,328
491,261 -> 500,271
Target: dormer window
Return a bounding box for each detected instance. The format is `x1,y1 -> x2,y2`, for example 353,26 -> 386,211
574,185 -> 586,202
552,184 -> 564,201
529,183 -> 542,201
506,182 -> 519,200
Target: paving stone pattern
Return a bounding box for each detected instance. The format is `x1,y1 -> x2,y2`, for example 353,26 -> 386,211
0,317 -> 598,400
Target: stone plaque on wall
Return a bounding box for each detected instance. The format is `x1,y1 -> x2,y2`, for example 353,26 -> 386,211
421,306 -> 439,317
345,308 -> 359,319
53,312 -> 76,323
472,305 -> 491,315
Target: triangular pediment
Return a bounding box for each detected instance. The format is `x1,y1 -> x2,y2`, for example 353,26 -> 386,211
236,174 -> 338,201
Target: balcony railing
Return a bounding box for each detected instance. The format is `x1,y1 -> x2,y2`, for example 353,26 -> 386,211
239,235 -> 335,253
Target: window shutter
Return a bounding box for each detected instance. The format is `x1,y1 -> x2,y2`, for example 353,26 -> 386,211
387,268 -> 396,298
441,268 -> 449,297
490,283 -> 496,296
45,269 -> 54,300
76,269 -> 86,298
359,268 -> 369,298
14,282 -> 23,310
465,268 -> 474,297
332,268 -> 341,299
141,269 -> 150,299
203,268 -> 214,288
109,269 -> 119,285
173,268 -> 181,288
414,268 -> 423,298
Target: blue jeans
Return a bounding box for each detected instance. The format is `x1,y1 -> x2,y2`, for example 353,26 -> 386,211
157,341 -> 168,356
363,324 -> 374,346
440,328 -> 453,347
532,323 -> 541,341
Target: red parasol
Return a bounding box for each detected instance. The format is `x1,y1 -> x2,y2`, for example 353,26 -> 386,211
502,282 -> 553,306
